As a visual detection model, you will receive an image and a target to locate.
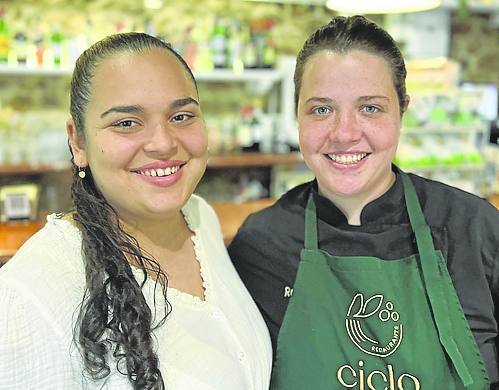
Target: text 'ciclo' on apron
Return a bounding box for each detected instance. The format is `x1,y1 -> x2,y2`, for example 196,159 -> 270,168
271,172 -> 489,390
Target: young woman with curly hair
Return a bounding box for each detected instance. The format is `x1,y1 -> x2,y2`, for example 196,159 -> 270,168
0,32 -> 271,389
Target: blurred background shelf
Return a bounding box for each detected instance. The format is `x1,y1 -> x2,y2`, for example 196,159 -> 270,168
0,163 -> 70,176
0,64 -> 283,82
0,64 -> 72,76
401,124 -> 489,134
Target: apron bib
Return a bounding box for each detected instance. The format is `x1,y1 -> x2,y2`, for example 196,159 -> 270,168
271,173 -> 489,390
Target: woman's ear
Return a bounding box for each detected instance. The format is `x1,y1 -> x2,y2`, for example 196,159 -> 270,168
402,95 -> 410,113
67,118 -> 88,167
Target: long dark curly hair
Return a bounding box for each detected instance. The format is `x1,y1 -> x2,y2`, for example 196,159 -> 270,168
68,32 -> 198,389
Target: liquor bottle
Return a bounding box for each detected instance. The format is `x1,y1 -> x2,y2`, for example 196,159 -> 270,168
0,8 -> 9,64
210,17 -> 228,69
262,37 -> 277,69
238,105 -> 254,152
243,35 -> 258,69
249,99 -> 264,152
33,32 -> 45,67
227,19 -> 244,73
50,25 -> 64,66
250,18 -> 275,69
13,24 -> 28,65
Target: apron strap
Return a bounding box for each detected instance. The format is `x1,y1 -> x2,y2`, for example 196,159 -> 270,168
304,194 -> 318,251
401,172 -> 474,386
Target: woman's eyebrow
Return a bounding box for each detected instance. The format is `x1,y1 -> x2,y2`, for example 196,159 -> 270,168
304,97 -> 334,104
169,97 -> 199,109
99,97 -> 199,118
100,105 -> 144,118
357,95 -> 390,102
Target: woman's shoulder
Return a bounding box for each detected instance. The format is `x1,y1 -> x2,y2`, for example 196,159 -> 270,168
409,173 -> 497,212
183,194 -> 220,229
408,173 -> 498,234
184,193 -> 215,213
1,214 -> 84,273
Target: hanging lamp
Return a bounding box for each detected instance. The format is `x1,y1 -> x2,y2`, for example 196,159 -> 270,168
325,0 -> 442,14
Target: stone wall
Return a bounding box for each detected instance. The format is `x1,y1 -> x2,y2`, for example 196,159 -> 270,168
450,12 -> 499,84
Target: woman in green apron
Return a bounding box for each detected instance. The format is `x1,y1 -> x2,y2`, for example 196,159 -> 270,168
229,15 -> 499,389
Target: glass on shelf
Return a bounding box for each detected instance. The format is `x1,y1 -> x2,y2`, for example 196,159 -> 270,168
0,109 -> 70,169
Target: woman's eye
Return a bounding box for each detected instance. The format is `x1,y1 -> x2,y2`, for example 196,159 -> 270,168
312,106 -> 331,115
112,119 -> 137,128
172,113 -> 193,122
363,105 -> 379,114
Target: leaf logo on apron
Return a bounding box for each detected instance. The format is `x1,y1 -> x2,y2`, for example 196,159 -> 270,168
346,293 -> 403,357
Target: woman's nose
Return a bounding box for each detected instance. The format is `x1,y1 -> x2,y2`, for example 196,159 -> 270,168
143,122 -> 178,155
328,112 -> 362,144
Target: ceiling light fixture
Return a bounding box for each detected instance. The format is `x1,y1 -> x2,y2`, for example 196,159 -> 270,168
325,0 -> 442,14
144,0 -> 164,9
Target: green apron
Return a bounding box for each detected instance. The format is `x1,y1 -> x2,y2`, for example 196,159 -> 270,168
271,173 -> 489,389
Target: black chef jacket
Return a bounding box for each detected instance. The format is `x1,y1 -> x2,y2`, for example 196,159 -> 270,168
228,168 -> 499,386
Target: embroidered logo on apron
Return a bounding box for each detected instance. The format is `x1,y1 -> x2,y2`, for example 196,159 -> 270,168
346,293 -> 403,357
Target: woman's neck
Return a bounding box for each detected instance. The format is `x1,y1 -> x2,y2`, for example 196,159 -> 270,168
120,211 -> 192,256
320,171 -> 396,226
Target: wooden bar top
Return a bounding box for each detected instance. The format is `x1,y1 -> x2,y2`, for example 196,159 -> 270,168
0,199 -> 275,263
211,198 -> 275,245
1,194 -> 496,263
0,220 -> 45,262
489,194 -> 499,209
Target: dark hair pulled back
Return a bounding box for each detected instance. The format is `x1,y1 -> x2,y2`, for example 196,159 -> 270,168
294,15 -> 408,115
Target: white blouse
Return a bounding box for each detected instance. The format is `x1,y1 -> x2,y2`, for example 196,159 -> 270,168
0,195 -> 272,389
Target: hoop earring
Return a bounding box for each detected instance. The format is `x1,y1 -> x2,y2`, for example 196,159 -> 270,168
78,166 -> 86,179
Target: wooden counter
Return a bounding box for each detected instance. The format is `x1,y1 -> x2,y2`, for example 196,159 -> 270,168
0,199 -> 275,263
0,220 -> 45,263
211,198 -> 275,245
489,194 -> 499,209
1,195 -> 496,264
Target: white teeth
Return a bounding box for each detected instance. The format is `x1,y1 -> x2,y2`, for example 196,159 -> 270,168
139,166 -> 180,177
328,153 -> 367,165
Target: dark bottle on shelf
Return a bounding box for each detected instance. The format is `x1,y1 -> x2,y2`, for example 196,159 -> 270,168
13,29 -> 28,65
237,105 -> 254,152
242,101 -> 264,153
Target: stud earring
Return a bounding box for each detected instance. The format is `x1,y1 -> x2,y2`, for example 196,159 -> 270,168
78,167 -> 86,179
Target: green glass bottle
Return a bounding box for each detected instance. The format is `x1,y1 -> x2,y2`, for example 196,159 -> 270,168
210,17 -> 228,69
51,25 -> 64,66
0,8 -> 10,64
